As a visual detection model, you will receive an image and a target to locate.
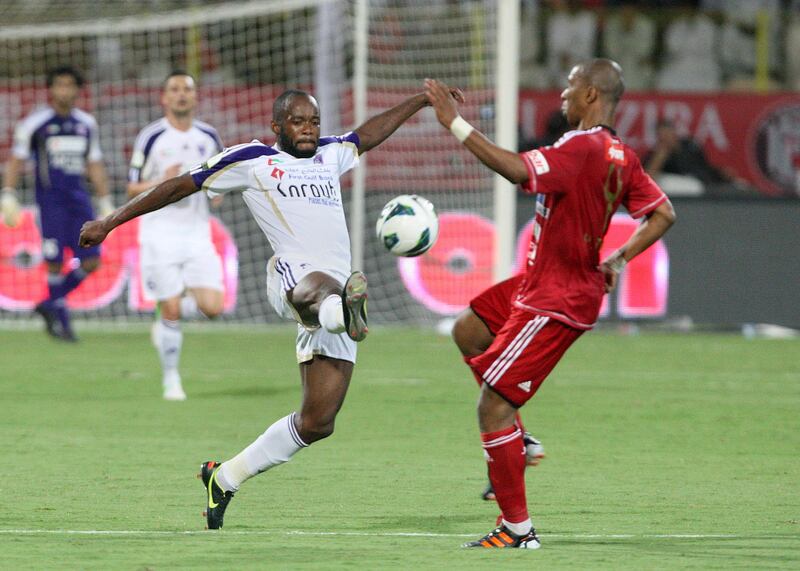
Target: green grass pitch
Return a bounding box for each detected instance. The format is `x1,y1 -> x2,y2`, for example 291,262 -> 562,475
0,327 -> 798,569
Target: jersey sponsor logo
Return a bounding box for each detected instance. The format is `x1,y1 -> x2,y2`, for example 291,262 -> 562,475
271,167 -> 285,180
46,136 -> 87,154
605,140 -> 627,166
528,150 -> 550,175
276,180 -> 337,200
45,136 -> 89,174
517,381 -> 532,392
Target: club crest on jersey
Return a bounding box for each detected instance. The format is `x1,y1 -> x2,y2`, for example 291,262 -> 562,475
606,140 -> 627,166
271,167 -> 285,180
313,155 -> 323,164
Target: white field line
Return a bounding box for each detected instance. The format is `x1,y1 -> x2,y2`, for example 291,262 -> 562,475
0,529 -> 754,540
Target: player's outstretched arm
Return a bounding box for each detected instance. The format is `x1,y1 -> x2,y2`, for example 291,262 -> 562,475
354,88 -> 464,154
79,174 -> 198,247
600,200 -> 676,292
424,78 -> 528,185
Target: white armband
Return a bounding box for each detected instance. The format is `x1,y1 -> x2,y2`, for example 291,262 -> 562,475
449,115 -> 475,143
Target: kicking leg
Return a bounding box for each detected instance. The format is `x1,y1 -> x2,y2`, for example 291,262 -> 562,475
205,356 -> 353,529
288,270 -> 368,342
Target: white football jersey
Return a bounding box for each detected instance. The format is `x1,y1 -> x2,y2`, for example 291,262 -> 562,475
189,133 -> 360,276
128,118 -> 223,253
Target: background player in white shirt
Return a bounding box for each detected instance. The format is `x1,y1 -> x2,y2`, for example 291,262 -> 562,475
79,86 -> 463,529
126,71 -> 225,401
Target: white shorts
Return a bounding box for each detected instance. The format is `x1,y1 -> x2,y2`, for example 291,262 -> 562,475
141,240 -> 223,301
266,255 -> 357,365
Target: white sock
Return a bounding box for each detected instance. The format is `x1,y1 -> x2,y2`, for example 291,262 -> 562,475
318,294 -> 345,333
216,412 -> 308,492
157,318 -> 182,377
180,295 -> 205,320
503,518 -> 532,536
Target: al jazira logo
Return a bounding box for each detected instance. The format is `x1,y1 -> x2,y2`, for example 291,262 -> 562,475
752,103 -> 800,196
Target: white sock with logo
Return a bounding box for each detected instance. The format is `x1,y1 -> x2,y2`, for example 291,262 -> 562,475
216,412 -> 308,492
318,294 -> 345,333
157,318 -> 182,380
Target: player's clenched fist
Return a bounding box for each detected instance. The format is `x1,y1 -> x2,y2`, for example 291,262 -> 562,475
79,220 -> 109,247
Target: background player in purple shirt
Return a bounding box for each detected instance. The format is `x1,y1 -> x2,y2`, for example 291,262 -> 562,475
1,65 -> 113,341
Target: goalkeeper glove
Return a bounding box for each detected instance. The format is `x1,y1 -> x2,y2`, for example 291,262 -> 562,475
96,195 -> 115,219
1,188 -> 21,227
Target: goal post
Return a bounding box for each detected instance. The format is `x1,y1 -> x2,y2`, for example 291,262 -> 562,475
493,0 -> 520,282
0,0 -> 520,327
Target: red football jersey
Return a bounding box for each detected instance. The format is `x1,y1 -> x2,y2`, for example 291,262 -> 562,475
516,125 -> 667,330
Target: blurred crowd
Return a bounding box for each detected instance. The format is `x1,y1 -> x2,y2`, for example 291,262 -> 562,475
521,0 -> 800,91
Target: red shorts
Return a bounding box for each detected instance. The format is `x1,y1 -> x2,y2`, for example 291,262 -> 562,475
468,292 -> 583,407
469,274 -> 524,335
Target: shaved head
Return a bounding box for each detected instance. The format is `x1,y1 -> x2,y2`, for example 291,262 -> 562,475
273,89 -> 317,123
577,58 -> 625,105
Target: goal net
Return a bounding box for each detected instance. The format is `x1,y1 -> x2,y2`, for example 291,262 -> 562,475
0,0 -> 504,327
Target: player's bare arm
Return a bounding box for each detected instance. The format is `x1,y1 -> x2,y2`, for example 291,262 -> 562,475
126,164 -> 182,197
599,200 -> 676,292
424,78 -> 528,184
80,173 -> 198,247
354,88 -> 464,154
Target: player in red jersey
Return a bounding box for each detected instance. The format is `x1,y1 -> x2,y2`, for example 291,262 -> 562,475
425,59 -> 676,549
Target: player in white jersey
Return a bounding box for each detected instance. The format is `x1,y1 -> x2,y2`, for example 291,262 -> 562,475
79,87 -> 463,529
126,72 -> 225,401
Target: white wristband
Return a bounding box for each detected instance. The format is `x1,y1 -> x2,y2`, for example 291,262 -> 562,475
449,115 -> 474,143
1,186 -> 17,196
608,256 -> 627,274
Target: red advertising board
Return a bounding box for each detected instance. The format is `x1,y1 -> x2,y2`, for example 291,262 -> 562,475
2,86 -> 799,197
520,90 -> 800,197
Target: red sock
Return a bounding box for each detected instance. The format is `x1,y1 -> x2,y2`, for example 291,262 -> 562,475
481,425 -> 529,524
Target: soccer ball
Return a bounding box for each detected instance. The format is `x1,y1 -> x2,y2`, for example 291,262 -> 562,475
375,195 -> 439,257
